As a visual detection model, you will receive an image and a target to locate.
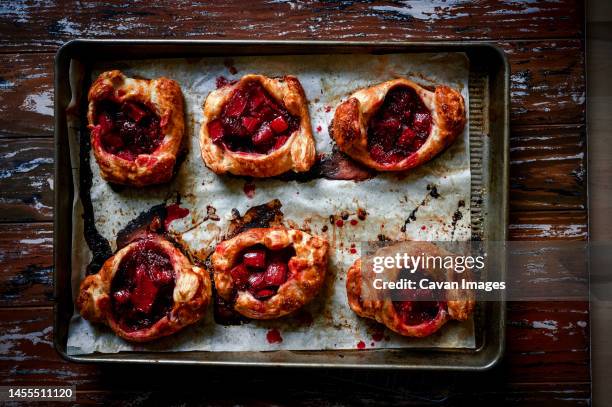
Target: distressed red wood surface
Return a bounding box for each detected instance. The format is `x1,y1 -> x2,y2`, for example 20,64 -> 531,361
0,0 -> 584,52
0,223 -> 53,307
0,0 -> 588,405
502,40 -> 586,126
0,53 -> 54,138
509,211 -> 588,241
71,382 -> 590,406
0,139 -> 54,222
510,125 -> 586,211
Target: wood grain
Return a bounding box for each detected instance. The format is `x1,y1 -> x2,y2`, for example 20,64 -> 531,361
0,53 -> 54,138
505,301 -> 590,382
510,125 -> 586,211
0,1 -> 584,53
0,223 -> 53,307
448,382 -> 590,406
0,308 -> 100,387
0,138 -> 53,222
502,40 -> 586,126
509,211 -> 588,241
73,382 -> 590,406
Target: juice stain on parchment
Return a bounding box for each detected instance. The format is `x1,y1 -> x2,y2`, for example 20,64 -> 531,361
400,184 -> 440,233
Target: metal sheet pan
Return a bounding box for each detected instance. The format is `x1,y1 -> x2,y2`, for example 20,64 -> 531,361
54,40 -> 508,370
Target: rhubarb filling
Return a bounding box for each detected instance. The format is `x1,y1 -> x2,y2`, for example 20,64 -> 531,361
229,244 -> 296,300
393,300 -> 445,326
392,269 -> 445,326
208,81 -> 300,155
94,100 -> 163,161
110,240 -> 175,331
367,86 -> 432,165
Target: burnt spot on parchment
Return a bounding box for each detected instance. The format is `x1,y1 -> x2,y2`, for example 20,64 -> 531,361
225,199 -> 284,239
450,199 -> 466,239
277,150 -> 375,183
115,203 -> 167,250
205,205 -> 220,221
427,183 -> 440,199
400,184 -> 441,233
223,58 -> 238,75
78,90 -> 112,275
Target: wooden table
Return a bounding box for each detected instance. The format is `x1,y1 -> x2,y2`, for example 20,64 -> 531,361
0,1 -> 589,405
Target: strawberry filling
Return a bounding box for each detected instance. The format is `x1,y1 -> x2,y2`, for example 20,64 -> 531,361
208,81 -> 299,155
367,86 -> 432,165
93,100 -> 163,161
229,244 -> 296,300
110,240 -> 175,331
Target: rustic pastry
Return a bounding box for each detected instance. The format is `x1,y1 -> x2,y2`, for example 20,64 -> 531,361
77,234 -> 211,342
87,70 -> 185,186
211,227 -> 329,319
200,74 -> 316,177
346,241 -> 475,338
329,78 -> 465,172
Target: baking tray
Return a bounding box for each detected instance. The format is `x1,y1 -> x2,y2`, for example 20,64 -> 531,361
54,40 -> 508,370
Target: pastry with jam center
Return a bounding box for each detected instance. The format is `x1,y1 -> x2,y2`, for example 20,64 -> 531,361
345,241 -> 474,338
200,74 -> 316,177
330,78 -> 465,172
211,227 -> 329,319
87,70 -> 185,186
77,234 -> 211,342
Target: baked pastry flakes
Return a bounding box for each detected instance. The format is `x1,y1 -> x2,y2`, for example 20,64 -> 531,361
330,78 -> 465,172
211,227 -> 329,319
77,234 -> 211,342
87,70 -> 185,186
200,74 -> 315,177
346,241 -> 475,337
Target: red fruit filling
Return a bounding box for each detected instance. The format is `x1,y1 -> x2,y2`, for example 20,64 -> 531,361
110,240 -> 175,331
164,204 -> 189,230
367,86 -> 432,165
393,300 -> 444,326
229,244 -> 295,300
208,81 -> 299,155
94,100 -> 163,161
392,268 -> 446,327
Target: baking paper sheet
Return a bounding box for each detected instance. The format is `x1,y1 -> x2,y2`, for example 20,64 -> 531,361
66,53 -> 473,354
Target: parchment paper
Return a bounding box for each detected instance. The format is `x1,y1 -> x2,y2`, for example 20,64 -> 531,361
66,53 -> 473,355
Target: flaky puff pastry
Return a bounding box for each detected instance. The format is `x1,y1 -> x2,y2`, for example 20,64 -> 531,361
87,70 -> 185,186
346,241 -> 475,338
200,74 -> 315,177
211,228 -> 329,319
77,234 -> 211,342
330,78 -> 465,172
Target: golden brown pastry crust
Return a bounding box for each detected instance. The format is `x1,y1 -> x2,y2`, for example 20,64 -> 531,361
330,78 -> 466,172
76,234 -> 211,342
200,74 -> 316,177
87,70 -> 185,187
346,241 -> 475,338
211,227 -> 329,319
